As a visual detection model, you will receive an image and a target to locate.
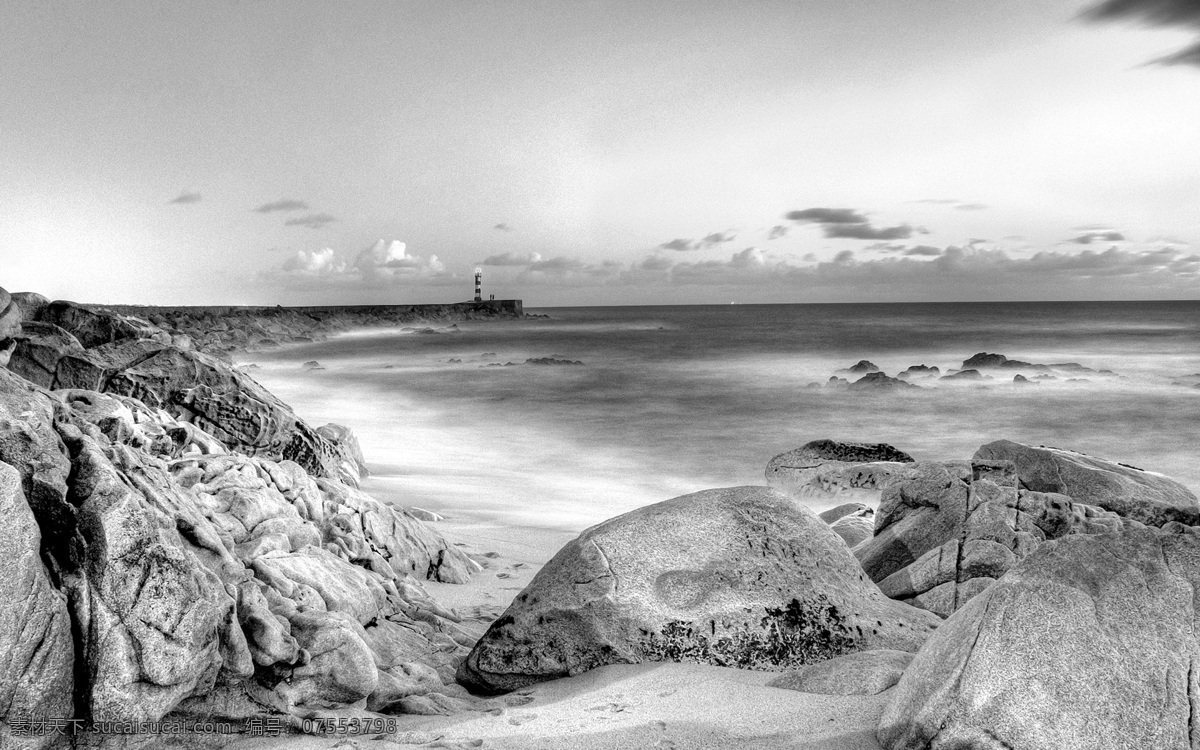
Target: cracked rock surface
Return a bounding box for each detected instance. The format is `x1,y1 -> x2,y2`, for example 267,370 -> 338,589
879,526 -> 1200,750
457,485 -> 941,694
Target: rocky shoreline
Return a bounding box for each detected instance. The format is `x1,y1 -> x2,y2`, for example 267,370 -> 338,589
2,285 -> 1199,750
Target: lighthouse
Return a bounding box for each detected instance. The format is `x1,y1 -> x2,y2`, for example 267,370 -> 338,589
474,268 -> 482,302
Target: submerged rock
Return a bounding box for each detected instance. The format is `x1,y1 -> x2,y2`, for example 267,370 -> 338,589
974,439 -> 1200,527
457,485 -> 940,694
879,527 -> 1200,750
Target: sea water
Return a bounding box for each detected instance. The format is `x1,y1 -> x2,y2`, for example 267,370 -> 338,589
248,301 -> 1200,533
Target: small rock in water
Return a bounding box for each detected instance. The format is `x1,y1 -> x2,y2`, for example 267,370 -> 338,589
939,369 -> 988,381
838,359 -> 882,375
847,372 -> 919,390
408,507 -> 445,522
302,360 -> 323,370
525,357 -> 583,366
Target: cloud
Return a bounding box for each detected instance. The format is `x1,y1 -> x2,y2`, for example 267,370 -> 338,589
494,223 -> 515,232
265,238 -> 455,292
254,198 -> 309,213
786,206 -> 917,240
904,246 -> 944,257
1083,0 -> 1200,66
785,208 -> 869,224
866,243 -> 944,257
281,248 -> 344,274
911,199 -> 989,211
1071,230 -> 1127,244
767,225 -> 788,240
823,223 -> 917,240
657,231 -> 737,252
480,251 -> 543,266
168,190 -> 201,205
285,212 -> 337,229
700,231 -> 736,247
730,247 -> 766,268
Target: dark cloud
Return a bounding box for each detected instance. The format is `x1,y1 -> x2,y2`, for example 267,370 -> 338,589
494,223 -> 515,232
700,231 -> 736,247
1071,230 -> 1127,244
767,225 -> 788,240
824,223 -> 916,240
832,250 -> 855,263
1084,0 -> 1200,66
168,190 -> 201,205
480,251 -> 542,266
955,203 -> 989,211
785,208 -> 869,224
254,198 -> 309,213
285,212 -> 338,229
787,206 -> 917,240
657,231 -> 736,252
904,246 -> 944,257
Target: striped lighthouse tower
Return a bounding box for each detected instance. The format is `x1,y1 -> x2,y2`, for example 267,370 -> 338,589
474,268 -> 482,302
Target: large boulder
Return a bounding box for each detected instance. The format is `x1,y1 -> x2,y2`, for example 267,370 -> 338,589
855,460 -> 1132,617
0,286 -> 20,341
879,527 -> 1200,749
0,461 -> 76,739
766,440 -> 914,507
458,486 -> 941,694
974,439 -> 1200,527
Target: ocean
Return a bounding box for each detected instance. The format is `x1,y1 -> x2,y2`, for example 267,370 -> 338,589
248,301 -> 1200,534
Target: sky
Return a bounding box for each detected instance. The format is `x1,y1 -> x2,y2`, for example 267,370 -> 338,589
1,0 -> 1198,307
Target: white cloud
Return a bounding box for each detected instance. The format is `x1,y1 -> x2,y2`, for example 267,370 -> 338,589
280,247 -> 344,274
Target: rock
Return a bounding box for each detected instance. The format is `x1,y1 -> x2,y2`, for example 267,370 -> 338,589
302,360 -> 323,370
826,376 -> 849,387
848,372 -> 919,390
879,527 -> 1200,750
839,360 -> 882,375
960,352 -> 1049,371
275,611 -> 379,709
1012,374 -> 1036,384
897,365 -> 939,380
768,649 -> 913,696
0,346 -> 478,729
778,440 -> 915,465
408,507 -> 445,523
0,289 -> 20,341
938,369 -> 988,381
317,422 -> 369,485
818,501 -> 873,524
7,301 -> 352,483
766,440 -> 913,506
8,291 -> 50,323
525,357 -> 583,366
457,485 -> 941,694
0,461 -> 76,733
974,439 -> 1200,527
855,460 -> 1133,617
830,512 -> 874,548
